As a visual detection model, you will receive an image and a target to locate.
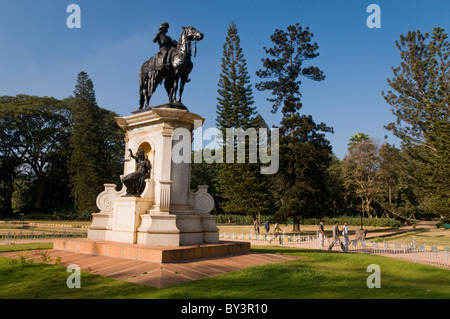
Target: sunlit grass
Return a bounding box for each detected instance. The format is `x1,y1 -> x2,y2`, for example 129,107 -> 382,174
1,245 -> 448,299
0,243 -> 53,253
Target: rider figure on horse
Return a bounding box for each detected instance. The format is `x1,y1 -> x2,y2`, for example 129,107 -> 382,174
139,24 -> 203,109
152,22 -> 177,71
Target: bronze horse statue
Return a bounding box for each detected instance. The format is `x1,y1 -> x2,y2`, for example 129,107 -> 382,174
139,26 -> 204,109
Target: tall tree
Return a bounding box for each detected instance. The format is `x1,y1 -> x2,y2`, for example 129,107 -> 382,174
342,137 -> 384,218
256,24 -> 332,231
273,116 -> 333,228
348,132 -> 369,146
68,72 -> 124,212
97,106 -> 125,187
325,156 -> 347,217
382,27 -> 450,217
256,24 -> 325,119
68,72 -> 102,211
375,143 -> 421,220
216,22 -> 273,221
0,156 -> 21,215
216,21 -> 256,134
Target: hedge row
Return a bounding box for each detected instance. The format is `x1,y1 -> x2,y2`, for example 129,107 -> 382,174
216,214 -> 402,227
13,211 -> 402,228
216,214 -> 280,225
21,211 -> 93,221
299,216 -> 402,227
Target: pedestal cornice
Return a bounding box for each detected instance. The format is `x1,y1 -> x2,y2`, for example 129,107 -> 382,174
115,105 -> 205,131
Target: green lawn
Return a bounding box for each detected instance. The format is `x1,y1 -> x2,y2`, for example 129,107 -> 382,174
0,245 -> 449,299
0,243 -> 53,253
372,228 -> 450,247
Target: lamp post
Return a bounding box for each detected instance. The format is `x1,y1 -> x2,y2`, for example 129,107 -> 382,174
356,194 -> 366,242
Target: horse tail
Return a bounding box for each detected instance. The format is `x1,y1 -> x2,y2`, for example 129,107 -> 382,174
139,62 -> 146,87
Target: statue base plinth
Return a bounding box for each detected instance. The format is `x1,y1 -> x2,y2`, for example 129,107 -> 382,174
136,210 -> 219,246
53,238 -> 250,263
132,102 -> 188,115
355,229 -> 367,241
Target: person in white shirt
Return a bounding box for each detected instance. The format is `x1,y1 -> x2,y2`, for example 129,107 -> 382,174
318,220 -> 326,248
342,221 -> 349,252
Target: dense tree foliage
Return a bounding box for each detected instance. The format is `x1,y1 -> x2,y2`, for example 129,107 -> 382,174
0,95 -> 71,213
0,74 -> 123,217
273,116 -> 333,228
256,24 -> 325,118
382,27 -> 449,218
342,137 -> 384,218
325,156 -> 347,216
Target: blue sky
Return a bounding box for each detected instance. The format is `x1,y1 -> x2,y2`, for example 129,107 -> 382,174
1,0 -> 449,159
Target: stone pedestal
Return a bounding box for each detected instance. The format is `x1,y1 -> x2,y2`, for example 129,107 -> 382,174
87,105 -> 219,247
54,238 -> 250,263
355,229 -> 367,242
106,196 -> 153,244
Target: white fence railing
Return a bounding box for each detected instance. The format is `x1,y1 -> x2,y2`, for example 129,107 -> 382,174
220,231 -> 450,269
2,229 -> 448,269
0,231 -> 87,245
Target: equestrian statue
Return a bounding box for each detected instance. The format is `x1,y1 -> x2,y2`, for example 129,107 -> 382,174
139,22 -> 204,109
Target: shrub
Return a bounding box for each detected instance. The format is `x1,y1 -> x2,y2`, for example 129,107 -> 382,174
22,209 -> 93,221
216,214 -> 273,224
215,214 -> 402,227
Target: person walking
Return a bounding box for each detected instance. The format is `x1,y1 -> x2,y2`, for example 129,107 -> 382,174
328,221 -> 346,251
254,218 -> 260,235
274,221 -> 283,245
318,220 -> 326,248
342,221 -> 349,251
264,220 -> 270,234
269,221 -> 283,245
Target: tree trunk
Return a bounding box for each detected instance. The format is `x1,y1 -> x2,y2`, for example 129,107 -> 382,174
388,184 -> 392,205
366,199 -> 373,218
34,177 -> 47,212
292,215 -> 300,232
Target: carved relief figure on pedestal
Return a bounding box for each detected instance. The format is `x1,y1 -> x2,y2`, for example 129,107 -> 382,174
122,149 -> 152,196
